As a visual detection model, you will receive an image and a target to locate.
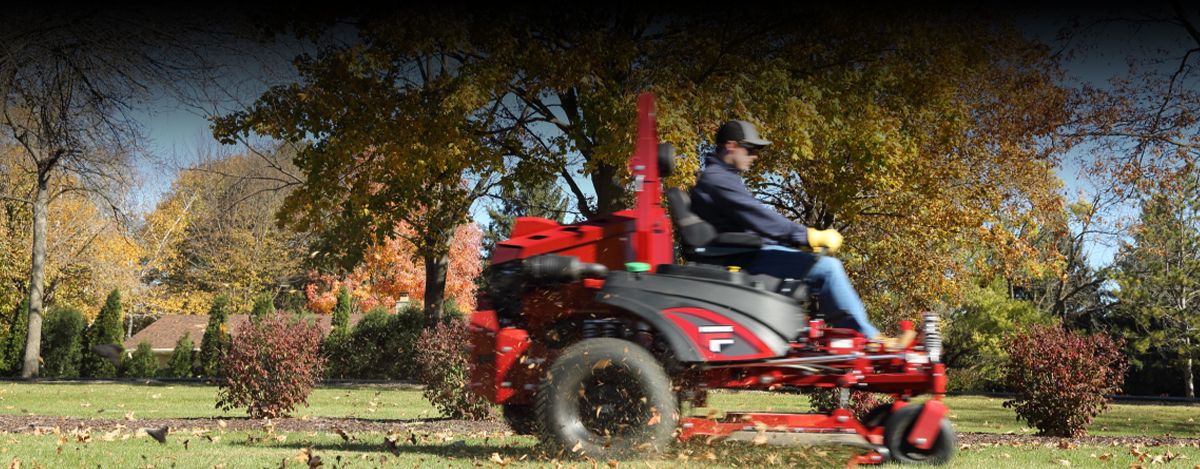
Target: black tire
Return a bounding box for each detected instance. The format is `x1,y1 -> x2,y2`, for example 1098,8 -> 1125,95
860,403 -> 895,429
536,338 -> 678,459
883,404 -> 956,465
502,404 -> 540,435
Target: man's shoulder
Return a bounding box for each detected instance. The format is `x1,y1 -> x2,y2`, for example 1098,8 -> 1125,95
696,163 -> 740,188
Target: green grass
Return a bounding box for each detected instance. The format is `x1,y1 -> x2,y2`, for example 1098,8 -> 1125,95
0,383 -> 1198,467
0,382 -> 437,420
0,430 -> 1197,468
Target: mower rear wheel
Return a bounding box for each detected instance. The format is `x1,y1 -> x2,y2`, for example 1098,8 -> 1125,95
882,404 -> 956,465
502,404 -> 539,435
536,338 -> 678,459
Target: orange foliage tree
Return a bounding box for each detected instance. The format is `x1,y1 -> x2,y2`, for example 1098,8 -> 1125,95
306,222 -> 482,316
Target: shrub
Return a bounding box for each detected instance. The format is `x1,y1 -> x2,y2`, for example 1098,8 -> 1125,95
40,306 -> 85,377
163,334 -> 194,378
1002,324 -> 1127,437
414,319 -> 492,420
943,282 -> 1052,392
81,289 -> 124,378
196,296 -> 231,377
217,314 -> 325,419
326,306 -> 423,379
3,298 -> 28,375
807,389 -> 893,420
250,294 -> 274,322
125,342 -> 159,378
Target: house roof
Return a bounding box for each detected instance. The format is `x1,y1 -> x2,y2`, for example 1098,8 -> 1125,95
123,313 -> 365,352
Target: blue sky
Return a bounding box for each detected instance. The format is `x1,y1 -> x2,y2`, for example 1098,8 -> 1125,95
131,12 -> 1193,269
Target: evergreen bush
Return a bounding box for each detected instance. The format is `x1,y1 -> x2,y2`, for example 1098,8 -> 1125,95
81,290 -> 124,378
196,295 -> 231,377
125,341 -> 159,378
40,306 -> 85,377
164,333 -> 194,378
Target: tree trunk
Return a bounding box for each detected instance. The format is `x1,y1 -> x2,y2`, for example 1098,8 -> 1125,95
21,182 -> 48,378
423,253 -> 449,326
1186,355 -> 1195,399
591,162 -> 625,216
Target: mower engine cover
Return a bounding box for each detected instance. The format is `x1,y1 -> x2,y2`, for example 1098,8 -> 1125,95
596,267 -> 804,362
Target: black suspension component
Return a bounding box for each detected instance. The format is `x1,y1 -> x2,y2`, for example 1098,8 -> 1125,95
486,254 -> 610,323
524,254 -> 609,284
581,319 -> 628,339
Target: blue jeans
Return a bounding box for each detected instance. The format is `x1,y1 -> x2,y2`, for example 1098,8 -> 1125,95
746,245 -> 880,339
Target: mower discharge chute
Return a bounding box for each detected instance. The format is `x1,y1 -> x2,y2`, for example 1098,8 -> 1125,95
468,94 -> 954,465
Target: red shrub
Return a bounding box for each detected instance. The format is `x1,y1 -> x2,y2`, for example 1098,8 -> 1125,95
216,314 -> 326,419
1002,324 -> 1127,437
808,389 -> 893,420
414,320 -> 493,420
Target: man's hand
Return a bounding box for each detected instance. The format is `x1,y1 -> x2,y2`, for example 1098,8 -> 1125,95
807,228 -> 844,253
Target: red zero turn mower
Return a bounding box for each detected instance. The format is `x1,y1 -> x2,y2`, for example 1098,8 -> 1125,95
468,94 -> 954,465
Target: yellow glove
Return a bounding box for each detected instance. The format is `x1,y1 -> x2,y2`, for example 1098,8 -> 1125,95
807,228 -> 844,253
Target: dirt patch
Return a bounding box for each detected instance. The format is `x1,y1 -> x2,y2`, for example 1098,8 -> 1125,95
960,432 -> 1200,448
0,414 -> 508,436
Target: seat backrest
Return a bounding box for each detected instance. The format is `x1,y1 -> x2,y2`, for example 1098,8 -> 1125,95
665,188 -> 717,248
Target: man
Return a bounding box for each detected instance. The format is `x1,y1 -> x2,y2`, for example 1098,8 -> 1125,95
690,120 -> 886,341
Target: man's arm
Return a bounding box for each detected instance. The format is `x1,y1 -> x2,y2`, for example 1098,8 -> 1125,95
704,172 -> 809,247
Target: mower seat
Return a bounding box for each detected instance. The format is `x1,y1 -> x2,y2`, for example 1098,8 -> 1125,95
666,188 -> 762,266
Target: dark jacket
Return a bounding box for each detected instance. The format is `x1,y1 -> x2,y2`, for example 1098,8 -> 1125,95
690,154 -> 809,247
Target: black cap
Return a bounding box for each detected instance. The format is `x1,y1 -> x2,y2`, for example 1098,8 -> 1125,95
715,120 -> 772,148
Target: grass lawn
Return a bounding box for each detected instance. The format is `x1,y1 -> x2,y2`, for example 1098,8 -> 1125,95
0,382 -> 1197,468
0,382 -> 436,420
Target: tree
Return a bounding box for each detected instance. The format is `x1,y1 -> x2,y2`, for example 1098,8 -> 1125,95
943,281 -> 1054,391
165,334 -> 194,378
1111,170 -> 1200,397
305,222 -> 483,315
196,295 -> 232,377
0,11 -> 215,377
211,18 -> 513,324
81,289 -> 124,378
330,287 -> 351,336
40,306 -> 85,377
138,151 -> 309,316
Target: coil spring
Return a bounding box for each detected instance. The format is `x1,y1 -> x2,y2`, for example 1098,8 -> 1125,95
923,312 -> 942,363
582,319 -> 623,339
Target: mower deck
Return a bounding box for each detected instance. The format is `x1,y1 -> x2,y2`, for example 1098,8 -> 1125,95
680,410 -> 889,464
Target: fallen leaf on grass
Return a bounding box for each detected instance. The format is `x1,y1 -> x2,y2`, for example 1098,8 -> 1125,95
489,452 -> 508,466
334,428 -> 353,442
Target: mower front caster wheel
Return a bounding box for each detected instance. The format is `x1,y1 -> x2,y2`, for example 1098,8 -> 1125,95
536,338 -> 678,459
883,404 -> 956,465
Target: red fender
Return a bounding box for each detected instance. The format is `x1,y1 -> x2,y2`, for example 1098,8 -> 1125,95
906,399 -> 948,450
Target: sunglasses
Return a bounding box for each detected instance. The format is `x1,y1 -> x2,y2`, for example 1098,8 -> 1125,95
738,143 -> 763,155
